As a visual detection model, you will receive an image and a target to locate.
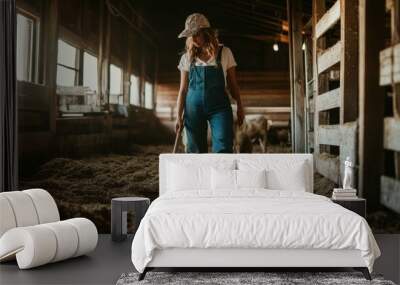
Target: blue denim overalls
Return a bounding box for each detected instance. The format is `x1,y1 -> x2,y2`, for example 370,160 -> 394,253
184,45 -> 234,153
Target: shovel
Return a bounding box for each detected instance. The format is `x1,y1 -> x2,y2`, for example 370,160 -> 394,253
172,111 -> 184,153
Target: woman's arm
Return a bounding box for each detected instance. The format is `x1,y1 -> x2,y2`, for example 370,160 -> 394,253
226,66 -> 242,107
176,70 -> 189,127
226,66 -> 245,126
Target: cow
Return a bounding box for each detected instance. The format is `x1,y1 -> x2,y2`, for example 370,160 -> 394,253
233,114 -> 272,153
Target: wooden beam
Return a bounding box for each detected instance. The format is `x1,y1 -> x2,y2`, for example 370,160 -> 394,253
221,9 -> 286,34
317,41 -> 341,74
358,0 -> 385,210
387,0 -> 394,11
384,117 -> 400,151
393,0 -> 400,119
304,35 -> 314,152
287,0 -> 306,153
220,2 -> 289,31
340,0 -> 359,124
309,131 -> 314,148
245,34 -> 289,44
379,47 -> 393,86
313,0 -> 327,164
139,41 -> 146,107
394,43 -> 400,84
309,97 -> 315,113
316,88 -> 340,112
392,0 -> 400,43
123,34 -> 133,105
315,0 -> 341,39
318,124 -> 341,146
381,175 -> 400,213
288,0 -> 295,153
98,0 -> 111,110
154,48 -> 159,110
41,0 -> 59,133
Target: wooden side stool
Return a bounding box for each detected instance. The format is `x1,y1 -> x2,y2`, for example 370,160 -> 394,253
111,197 -> 150,242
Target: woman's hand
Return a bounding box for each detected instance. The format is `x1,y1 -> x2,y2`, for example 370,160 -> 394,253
175,117 -> 184,133
236,104 -> 245,126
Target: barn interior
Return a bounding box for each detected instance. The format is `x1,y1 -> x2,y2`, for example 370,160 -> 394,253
15,0 -> 400,235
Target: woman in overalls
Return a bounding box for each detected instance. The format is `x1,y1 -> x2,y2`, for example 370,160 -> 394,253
175,13 -> 244,153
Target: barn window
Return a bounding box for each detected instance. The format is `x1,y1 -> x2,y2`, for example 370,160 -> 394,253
109,64 -> 123,104
83,52 -> 98,93
144,81 -> 153,109
57,39 -> 80,86
130,74 -> 140,106
16,12 -> 39,83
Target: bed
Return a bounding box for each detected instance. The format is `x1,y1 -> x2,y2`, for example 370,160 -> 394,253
131,153 -> 381,281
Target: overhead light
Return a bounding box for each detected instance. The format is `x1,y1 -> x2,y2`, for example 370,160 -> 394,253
273,43 -> 279,52
302,42 -> 306,50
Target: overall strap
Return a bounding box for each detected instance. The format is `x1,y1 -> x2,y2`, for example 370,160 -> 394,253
190,55 -> 195,68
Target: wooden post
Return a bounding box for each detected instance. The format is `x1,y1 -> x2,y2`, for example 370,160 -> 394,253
153,47 -> 159,111
140,41 -> 146,107
340,0 -> 359,124
41,0 -> 59,133
312,0 -> 327,163
392,0 -> 400,44
358,0 -> 385,210
287,0 -> 295,152
123,34 -> 133,105
98,0 -> 110,111
97,0 -> 104,106
392,0 -> 400,179
287,0 -> 306,153
304,34 -> 314,153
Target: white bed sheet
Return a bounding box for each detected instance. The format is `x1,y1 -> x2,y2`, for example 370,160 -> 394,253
131,190 -> 380,273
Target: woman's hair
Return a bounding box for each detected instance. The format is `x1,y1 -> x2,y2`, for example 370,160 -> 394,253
183,28 -> 220,63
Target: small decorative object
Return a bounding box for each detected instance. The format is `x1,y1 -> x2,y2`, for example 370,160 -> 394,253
343,156 -> 354,190
332,157 -> 358,200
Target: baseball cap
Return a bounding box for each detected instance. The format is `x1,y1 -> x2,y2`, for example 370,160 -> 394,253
178,13 -> 211,38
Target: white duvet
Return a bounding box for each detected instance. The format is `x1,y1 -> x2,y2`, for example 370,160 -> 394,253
131,190 -> 380,273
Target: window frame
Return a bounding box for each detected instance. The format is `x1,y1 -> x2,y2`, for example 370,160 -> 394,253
16,9 -> 40,84
56,38 -> 82,87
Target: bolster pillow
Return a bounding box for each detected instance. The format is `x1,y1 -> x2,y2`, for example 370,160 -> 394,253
0,218 -> 98,269
0,189 -> 60,238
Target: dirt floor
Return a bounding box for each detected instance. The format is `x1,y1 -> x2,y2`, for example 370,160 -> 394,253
19,143 -> 400,234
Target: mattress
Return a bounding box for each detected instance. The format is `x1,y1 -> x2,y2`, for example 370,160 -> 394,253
131,190 -> 380,273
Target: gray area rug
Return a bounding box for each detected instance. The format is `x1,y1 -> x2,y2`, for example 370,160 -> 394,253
116,271 -> 396,285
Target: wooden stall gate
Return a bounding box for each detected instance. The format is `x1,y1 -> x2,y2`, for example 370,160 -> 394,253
379,0 -> 400,213
312,0 -> 358,184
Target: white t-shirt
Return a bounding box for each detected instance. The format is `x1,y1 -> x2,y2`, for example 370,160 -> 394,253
177,44 -> 237,86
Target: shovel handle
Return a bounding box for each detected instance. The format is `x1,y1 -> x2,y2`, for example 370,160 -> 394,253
172,127 -> 182,153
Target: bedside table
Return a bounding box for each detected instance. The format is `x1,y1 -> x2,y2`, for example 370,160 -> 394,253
331,198 -> 366,218
111,197 -> 150,242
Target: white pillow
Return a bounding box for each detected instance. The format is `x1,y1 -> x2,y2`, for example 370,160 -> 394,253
237,158 -> 309,192
167,160 -> 235,192
211,168 -> 267,191
211,168 -> 236,190
237,169 -> 267,189
265,162 -> 307,191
